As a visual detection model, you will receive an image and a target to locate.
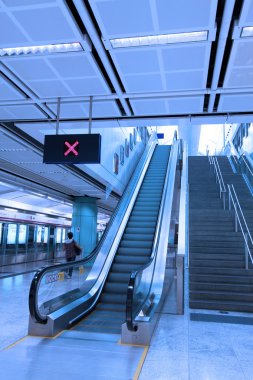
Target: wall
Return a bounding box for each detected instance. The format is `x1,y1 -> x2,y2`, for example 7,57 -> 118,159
80,126 -> 146,195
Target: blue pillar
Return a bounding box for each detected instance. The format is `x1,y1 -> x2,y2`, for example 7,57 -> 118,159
71,197 -> 97,256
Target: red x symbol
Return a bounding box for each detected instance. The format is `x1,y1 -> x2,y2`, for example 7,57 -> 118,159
64,140 -> 79,156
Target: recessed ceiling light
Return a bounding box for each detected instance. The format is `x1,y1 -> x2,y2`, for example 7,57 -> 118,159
241,26 -> 253,38
0,42 -> 83,57
110,31 -> 208,48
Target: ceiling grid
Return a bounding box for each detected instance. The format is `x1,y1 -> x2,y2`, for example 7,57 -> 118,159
0,0 -> 253,218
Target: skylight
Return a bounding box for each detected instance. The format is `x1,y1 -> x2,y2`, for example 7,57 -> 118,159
241,26 -> 253,38
110,31 -> 208,48
0,42 -> 83,57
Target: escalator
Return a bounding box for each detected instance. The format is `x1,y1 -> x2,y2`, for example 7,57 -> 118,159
81,146 -> 170,333
29,137 -> 180,342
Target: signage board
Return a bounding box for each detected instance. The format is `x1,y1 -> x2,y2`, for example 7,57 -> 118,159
43,134 -> 101,164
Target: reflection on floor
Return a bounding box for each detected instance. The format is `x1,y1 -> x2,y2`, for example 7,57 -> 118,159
1,261 -> 253,379
0,259 -> 64,279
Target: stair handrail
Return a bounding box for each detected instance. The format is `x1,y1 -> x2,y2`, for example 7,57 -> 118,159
208,155 -> 214,165
228,184 -> 253,269
212,157 -> 226,209
240,154 -> 253,178
229,155 -> 238,173
177,141 -> 188,314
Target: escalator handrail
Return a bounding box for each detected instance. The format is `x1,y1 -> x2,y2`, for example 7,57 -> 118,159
126,140 -> 181,331
29,132 -> 158,324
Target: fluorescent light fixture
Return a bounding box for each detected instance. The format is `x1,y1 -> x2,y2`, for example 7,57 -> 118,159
110,31 -> 208,48
241,26 -> 253,38
0,42 -> 83,57
47,196 -> 59,202
4,208 -> 17,212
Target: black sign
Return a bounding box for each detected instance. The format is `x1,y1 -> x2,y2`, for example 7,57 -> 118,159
43,134 -> 101,164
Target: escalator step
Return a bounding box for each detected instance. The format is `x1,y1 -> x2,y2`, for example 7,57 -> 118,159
103,282 -> 128,294
110,263 -> 143,273
106,272 -> 131,283
99,293 -> 127,305
120,240 -> 153,248
114,255 -> 148,265
125,227 -> 155,234
96,302 -> 125,312
122,233 -> 154,241
117,247 -> 151,255
126,221 -> 157,228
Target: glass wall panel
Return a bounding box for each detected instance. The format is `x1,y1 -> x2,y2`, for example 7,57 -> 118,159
0,222 -> 4,265
36,226 -> 49,261
6,224 -> 17,264
27,224 -> 36,262
16,224 -> 28,263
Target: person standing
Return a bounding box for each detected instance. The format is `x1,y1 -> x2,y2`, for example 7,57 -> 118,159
63,231 -> 76,278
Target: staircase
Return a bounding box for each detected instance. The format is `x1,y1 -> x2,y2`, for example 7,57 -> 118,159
189,156 -> 253,313
79,145 -> 171,333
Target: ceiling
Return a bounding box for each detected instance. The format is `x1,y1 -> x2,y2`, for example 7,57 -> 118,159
0,0 -> 252,218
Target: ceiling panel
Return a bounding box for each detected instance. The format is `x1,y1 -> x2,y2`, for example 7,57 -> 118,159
1,0 -> 55,7
4,53 -> 111,98
162,45 -> 207,71
47,99 -> 122,119
0,74 -> 25,100
48,55 -> 97,77
11,6 -> 77,42
155,0 -> 217,32
130,99 -> 168,115
5,57 -> 58,80
130,96 -> 204,116
223,39 -> 253,88
47,103 -> 88,119
91,0 -> 217,37
0,12 -> 29,44
165,71 -> 205,91
238,0 -> 253,25
168,96 -> 204,114
218,94 -> 253,112
110,42 -> 211,93
0,104 -> 47,119
123,73 -> 164,92
92,0 -> 154,37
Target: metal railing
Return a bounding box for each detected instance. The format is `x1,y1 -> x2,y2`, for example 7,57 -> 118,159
228,184 -> 253,269
240,154 -> 253,177
209,156 -> 227,209
176,141 -> 188,314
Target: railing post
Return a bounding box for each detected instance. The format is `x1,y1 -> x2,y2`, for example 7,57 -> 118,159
228,187 -> 231,210
234,203 -> 238,232
245,233 -> 249,270
176,255 -> 184,314
223,191 -> 226,210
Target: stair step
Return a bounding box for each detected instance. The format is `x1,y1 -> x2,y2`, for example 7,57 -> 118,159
190,259 -> 245,268
190,253 -> 244,260
190,290 -> 253,302
189,267 -> 252,276
189,273 -> 253,284
190,282 -> 253,293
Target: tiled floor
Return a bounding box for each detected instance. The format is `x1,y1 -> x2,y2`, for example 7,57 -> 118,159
1,262 -> 253,379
